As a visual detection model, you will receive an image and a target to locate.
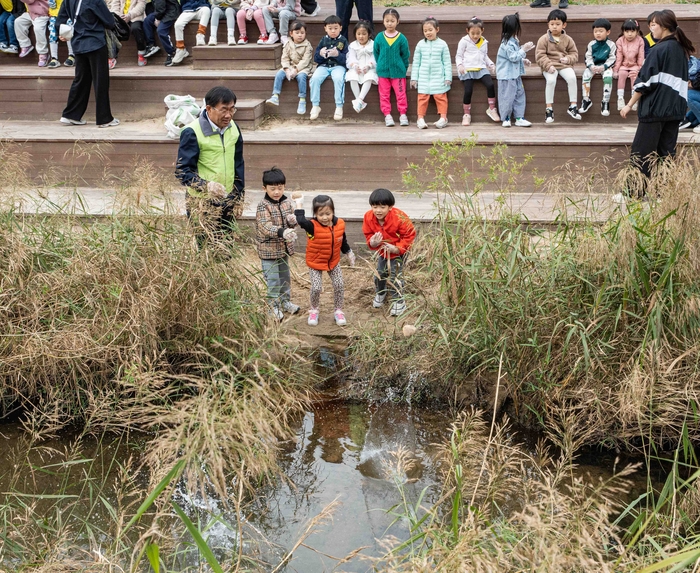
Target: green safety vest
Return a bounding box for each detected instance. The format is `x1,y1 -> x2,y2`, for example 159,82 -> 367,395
185,117 -> 239,197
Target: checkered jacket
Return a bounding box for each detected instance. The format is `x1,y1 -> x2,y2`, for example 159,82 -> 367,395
256,194 -> 297,260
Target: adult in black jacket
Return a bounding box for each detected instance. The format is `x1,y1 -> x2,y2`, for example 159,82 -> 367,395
620,9 -> 695,195
57,0 -> 118,127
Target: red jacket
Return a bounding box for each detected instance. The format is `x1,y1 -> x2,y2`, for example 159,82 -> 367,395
362,208 -> 416,259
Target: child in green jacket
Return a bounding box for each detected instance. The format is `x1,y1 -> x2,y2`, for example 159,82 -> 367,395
373,8 -> 410,127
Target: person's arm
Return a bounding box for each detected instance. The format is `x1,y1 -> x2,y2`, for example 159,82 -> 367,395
257,203 -> 287,239
297,43 -> 312,72
373,34 -> 381,66
484,41 -> 495,69
505,40 -> 525,63
535,36 -> 551,71
313,38 -> 325,65
175,127 -> 207,191
394,212 -> 416,254
613,38 -> 623,73
232,125 -> 245,201
410,41 -> 421,82
129,0 -> 146,18
347,43 -> 358,69
442,41 -> 451,82
281,41 -> 291,69
400,34 -> 409,70
604,41 -> 616,70
335,36 -> 348,67
584,40 -> 594,68
565,37 -> 578,65
340,231 -> 350,254
632,49 -> 657,95
455,38 -> 466,71
293,208 -> 315,235
362,214 -> 378,249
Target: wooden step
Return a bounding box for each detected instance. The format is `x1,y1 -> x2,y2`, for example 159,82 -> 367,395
192,44 -> 282,70
1,120 -> 697,190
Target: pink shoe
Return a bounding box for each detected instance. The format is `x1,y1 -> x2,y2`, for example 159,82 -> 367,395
308,309 -> 319,326
138,54 -> 147,66
19,45 -> 33,58
38,53 -> 48,67
334,309 -> 346,326
108,58 -> 117,69
257,34 -> 268,44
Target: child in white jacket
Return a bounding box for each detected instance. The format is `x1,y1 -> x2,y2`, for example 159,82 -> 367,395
456,17 -> 500,126
346,21 -> 377,113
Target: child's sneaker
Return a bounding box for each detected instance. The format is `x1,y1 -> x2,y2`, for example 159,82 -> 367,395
434,117 -> 448,129
172,48 -> 189,64
333,106 -> 343,120
373,293 -> 386,308
399,114 -> 409,126
417,117 -> 427,129
385,114 -> 395,127
297,98 -> 306,114
164,54 -> 174,66
227,32 -> 236,45
502,119 -> 512,127
601,101 -> 610,116
309,105 -> 321,120
0,42 -> 8,52
59,117 -> 87,125
280,34 -> 288,45
308,309 -> 319,326
390,301 -> 406,317
462,113 -> 471,126
514,118 -> 532,127
138,54 -> 147,66
486,107 -> 500,122
545,108 -> 554,124
264,31 -> 279,44
282,300 -> 300,314
98,118 -> 120,128
334,309 -> 347,326
208,35 -> 217,45
579,98 -> 592,114
617,96 -> 626,111
238,36 -> 248,44
196,33 -> 206,46
270,306 -> 284,321
143,45 -> 160,58
358,100 -> 367,111
266,93 -> 280,106
47,57 -> 60,68
38,53 -> 48,67
567,105 -> 581,120
352,98 -> 362,113
19,45 -> 33,58
257,34 -> 268,44
6,44 -> 19,54
108,57 -> 116,69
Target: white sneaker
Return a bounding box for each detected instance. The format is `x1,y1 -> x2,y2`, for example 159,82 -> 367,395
416,118 -> 427,129
196,33 -> 206,46
502,119 -> 511,127
514,118 -> 532,127
385,114 -> 395,127
280,35 -> 288,45
208,36 -> 217,46
172,48 -> 189,64
632,102 -> 638,111
334,309 -> 347,326
486,107 -> 500,122
270,306 -> 284,321
282,300 -> 300,314
373,293 -> 386,308
434,117 -> 448,129
310,5 -> 320,15
308,309 -> 319,326
617,96 -> 625,111
98,118 -> 120,128
266,93 -> 280,106
390,301 -> 406,317
309,105 -> 321,120
611,192 -> 627,205
399,114 -> 409,126
693,125 -> 700,134
333,106 -> 343,120
227,32 -> 235,45
352,99 -> 362,113
462,114 -> 471,126
60,117 -> 87,125
265,31 -> 279,44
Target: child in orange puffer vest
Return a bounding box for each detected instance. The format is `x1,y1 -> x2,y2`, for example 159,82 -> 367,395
293,192 -> 355,327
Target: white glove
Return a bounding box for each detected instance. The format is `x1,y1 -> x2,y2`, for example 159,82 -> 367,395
523,58 -> 531,67
291,191 -> 304,209
369,231 -> 383,248
347,250 -> 356,266
282,228 -> 297,243
286,213 -> 298,226
522,41 -> 535,52
320,47 -> 328,58
285,68 -> 293,81
206,181 -> 226,199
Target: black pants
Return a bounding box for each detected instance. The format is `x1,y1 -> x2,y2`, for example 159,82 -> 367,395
335,0 -> 372,41
300,0 -> 317,15
630,120 -> 679,184
62,45 -> 113,126
131,20 -> 147,51
462,75 -> 495,105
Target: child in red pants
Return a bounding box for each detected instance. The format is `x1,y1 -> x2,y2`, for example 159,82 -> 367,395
373,8 -> 410,127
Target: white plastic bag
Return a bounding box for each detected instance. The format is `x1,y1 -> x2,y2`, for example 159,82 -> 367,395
164,94 -> 198,109
163,95 -> 201,139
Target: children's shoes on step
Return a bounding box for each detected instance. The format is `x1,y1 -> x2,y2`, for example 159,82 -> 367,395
334,309 -> 346,326
486,107 -> 500,122
297,98 -> 306,115
310,105 -> 321,120
308,309 -> 319,326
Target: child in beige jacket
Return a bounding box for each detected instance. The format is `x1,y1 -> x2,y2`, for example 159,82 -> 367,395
266,21 -> 313,114
535,9 -> 580,123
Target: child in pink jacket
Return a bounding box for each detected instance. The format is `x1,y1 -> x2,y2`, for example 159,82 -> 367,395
614,18 -> 645,111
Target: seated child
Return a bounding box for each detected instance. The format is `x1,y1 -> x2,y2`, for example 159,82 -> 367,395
410,16 -> 452,129
643,13 -> 656,57
235,0 -> 268,44
0,0 -> 20,54
456,17 -> 499,126
172,0 -> 211,64
266,21 -> 313,115
47,0 -> 73,67
535,8 -> 580,123
255,167 -> 300,321
261,0 -> 299,45
15,0 -> 49,65
580,18 -> 616,117
209,0 -> 240,45
110,0 -> 148,66
292,192 -> 356,327
496,12 -> 534,127
346,20 -> 377,113
143,0 -> 180,66
614,18 -> 644,111
309,14 -> 348,121
362,188 -> 416,317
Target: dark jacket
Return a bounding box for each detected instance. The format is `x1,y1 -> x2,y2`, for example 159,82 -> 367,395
153,0 -> 179,22
11,0 -> 26,17
634,36 -> 688,123
57,0 -> 114,54
314,34 -> 348,68
180,0 -> 208,11
175,111 -> 245,202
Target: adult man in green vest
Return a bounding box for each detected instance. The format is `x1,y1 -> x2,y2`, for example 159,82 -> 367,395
176,85 -> 245,244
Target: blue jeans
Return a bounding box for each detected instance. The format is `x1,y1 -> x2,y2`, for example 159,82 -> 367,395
273,69 -> 308,98
261,256 -> 291,307
143,13 -> 175,55
375,254 -> 405,304
686,88 -> 700,125
309,65 -> 345,106
0,11 -> 17,47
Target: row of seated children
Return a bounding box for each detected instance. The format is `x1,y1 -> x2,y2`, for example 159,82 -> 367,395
262,9 -> 651,127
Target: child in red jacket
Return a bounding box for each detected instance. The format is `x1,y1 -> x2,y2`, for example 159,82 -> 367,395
293,192 -> 356,327
362,188 -> 416,317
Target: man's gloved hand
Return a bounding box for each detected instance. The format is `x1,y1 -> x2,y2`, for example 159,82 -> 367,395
347,250 -> 356,266
282,228 -> 297,243
207,181 -> 226,199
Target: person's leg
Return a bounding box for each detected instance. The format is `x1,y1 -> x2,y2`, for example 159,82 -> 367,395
61,52 -> 93,121
560,66 -> 577,105
131,21 -> 147,52
0,12 -> 9,45
480,74 -> 496,109
543,69 -> 558,106
416,93 -> 429,119
262,259 -> 283,308
656,120 -> 680,161
278,8 -> 294,37
279,255 -> 291,304
309,66 -> 330,106
394,77 -> 408,115
48,16 -> 58,59
6,14 -> 17,47
210,6 -> 222,38
631,121 -> 663,181
335,0 -> 352,41
143,12 -> 156,46
358,80 -> 371,101
262,6 -> 276,34
375,255 -> 388,298
513,77 -> 527,119
225,7 -> 236,41
174,11 -> 195,48
462,78 -> 474,115
330,65 -> 346,106
157,20 -> 175,54
686,89 -> 700,124
89,45 -> 114,125
378,77 -> 392,116
602,68 -> 613,103
350,79 -> 361,99
435,92 -> 448,119
272,68 -> 286,94
236,9 -> 247,37
309,268 -> 323,309
197,6 -> 211,28
14,13 -> 31,49
329,264 -> 344,310
355,0 -> 372,35
252,9 -> 266,36
387,255 -> 405,303
581,66 -> 593,101
498,78 -> 515,121
296,71 -> 307,98
617,68 -> 629,99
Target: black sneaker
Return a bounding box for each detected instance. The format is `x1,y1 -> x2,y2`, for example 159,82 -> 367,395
47,57 -> 60,69
558,0 -> 568,7
530,0 -> 551,6
164,54 -> 174,66
567,105 -> 582,120
545,108 -> 554,124
601,101 -> 610,116
580,99 -> 592,114
63,54 -> 75,67
143,44 -> 160,58
679,120 -> 693,130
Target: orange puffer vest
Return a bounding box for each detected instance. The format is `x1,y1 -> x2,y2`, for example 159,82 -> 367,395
305,219 -> 345,271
